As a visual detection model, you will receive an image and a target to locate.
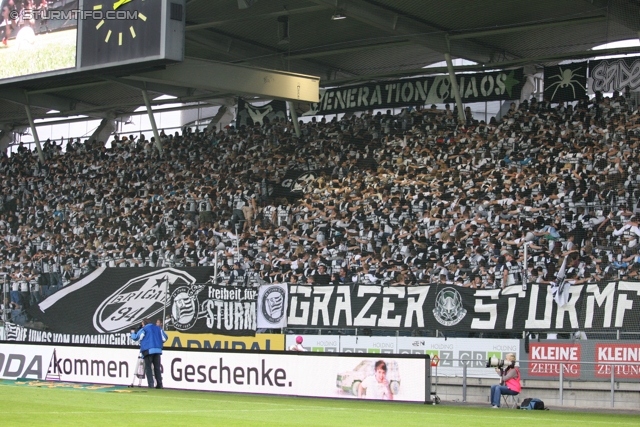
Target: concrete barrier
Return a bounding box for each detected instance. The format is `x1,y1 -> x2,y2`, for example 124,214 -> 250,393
431,376 -> 640,410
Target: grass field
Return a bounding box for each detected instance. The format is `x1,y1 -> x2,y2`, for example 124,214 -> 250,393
0,28 -> 76,79
0,381 -> 638,427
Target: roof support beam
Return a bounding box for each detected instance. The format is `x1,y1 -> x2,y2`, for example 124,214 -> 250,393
128,58 -> 320,102
186,5 -> 326,31
584,0 -> 640,33
105,77 -> 195,98
141,88 -> 164,156
325,45 -> 640,86
27,81 -> 112,96
448,15 -> 607,40
285,40 -> 413,60
24,98 -> 45,163
309,0 -> 496,63
185,29 -> 354,80
0,88 -> 110,119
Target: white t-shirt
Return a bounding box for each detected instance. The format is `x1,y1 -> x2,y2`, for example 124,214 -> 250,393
360,375 -> 391,400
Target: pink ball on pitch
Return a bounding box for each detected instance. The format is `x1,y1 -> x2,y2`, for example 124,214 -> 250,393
296,336 -> 303,344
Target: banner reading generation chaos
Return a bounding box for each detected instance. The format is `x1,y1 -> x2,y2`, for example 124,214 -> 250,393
299,68 -> 524,116
27,267 -> 257,336
287,281 -> 640,333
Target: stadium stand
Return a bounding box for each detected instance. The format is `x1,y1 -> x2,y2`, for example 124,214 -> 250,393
2,91 -> 640,326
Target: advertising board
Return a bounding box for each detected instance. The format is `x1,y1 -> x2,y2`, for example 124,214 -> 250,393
0,343 -> 428,402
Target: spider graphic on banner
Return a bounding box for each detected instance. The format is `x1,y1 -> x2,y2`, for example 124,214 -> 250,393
546,66 -> 586,101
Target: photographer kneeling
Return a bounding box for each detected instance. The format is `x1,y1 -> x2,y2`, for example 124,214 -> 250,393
489,353 -> 521,408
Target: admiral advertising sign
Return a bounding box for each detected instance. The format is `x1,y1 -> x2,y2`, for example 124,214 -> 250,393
26,267 -> 257,336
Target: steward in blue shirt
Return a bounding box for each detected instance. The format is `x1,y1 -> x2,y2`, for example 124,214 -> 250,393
131,318 -> 168,389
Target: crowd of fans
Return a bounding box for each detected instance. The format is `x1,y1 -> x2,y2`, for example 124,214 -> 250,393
2,92 -> 640,325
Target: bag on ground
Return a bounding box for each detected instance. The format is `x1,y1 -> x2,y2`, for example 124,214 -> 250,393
519,398 -> 546,410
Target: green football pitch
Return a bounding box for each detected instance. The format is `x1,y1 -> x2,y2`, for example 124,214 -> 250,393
0,29 -> 76,79
0,381 -> 638,427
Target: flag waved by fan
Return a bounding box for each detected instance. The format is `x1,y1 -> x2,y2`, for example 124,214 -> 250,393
552,255 -> 570,307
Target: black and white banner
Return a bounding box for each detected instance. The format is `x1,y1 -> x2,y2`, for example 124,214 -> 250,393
236,98 -> 287,127
272,168 -> 330,200
544,63 -> 588,102
589,57 -> 640,94
287,281 -> 640,333
299,69 -> 524,116
27,267 -> 257,336
257,283 -> 288,329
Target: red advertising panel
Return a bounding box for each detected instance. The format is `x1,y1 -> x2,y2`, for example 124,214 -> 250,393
529,344 -> 581,377
595,344 -> 640,379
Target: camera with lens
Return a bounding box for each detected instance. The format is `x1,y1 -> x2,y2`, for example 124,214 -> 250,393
486,356 -> 513,369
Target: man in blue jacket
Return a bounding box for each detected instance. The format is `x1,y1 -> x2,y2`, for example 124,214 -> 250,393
131,318 -> 168,389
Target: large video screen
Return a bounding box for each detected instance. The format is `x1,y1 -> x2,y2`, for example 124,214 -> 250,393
0,0 -> 78,80
0,0 -> 184,84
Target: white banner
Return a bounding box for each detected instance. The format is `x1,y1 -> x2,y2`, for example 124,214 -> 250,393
257,284 -> 288,329
285,335 -> 519,378
340,336 -> 398,354
5,344 -> 427,402
0,344 -> 55,380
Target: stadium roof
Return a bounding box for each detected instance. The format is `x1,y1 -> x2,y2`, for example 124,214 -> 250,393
1,0 -> 640,130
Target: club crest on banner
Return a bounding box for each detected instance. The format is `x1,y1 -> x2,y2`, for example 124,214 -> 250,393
432,288 -> 467,327
171,284 -> 206,331
257,284 -> 288,329
262,286 -> 286,324
93,268 -> 197,333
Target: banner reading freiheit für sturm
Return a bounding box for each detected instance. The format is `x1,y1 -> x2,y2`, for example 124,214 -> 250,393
27,267 -> 257,336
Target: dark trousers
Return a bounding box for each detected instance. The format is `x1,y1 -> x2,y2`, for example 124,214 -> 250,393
143,353 -> 163,389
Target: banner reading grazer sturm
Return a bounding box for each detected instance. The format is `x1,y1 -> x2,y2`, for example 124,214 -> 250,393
27,267 -> 257,336
257,283 -> 288,329
287,281 -> 640,333
236,98 -> 287,127
544,63 -> 587,102
589,57 -> 640,93
298,69 -> 524,116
